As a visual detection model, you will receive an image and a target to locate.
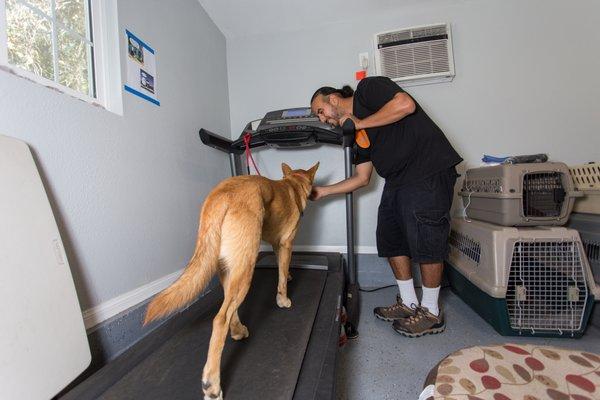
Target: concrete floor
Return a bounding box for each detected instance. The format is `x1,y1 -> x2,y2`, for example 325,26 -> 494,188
335,287 -> 600,400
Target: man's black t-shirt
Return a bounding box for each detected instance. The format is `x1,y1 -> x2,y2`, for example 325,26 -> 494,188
352,76 -> 462,187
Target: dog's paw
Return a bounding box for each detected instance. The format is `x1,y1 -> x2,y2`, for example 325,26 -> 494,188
202,381 -> 223,400
277,294 -> 292,308
203,390 -> 223,400
231,325 -> 249,340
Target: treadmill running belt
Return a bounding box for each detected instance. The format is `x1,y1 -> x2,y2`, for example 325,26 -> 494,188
99,268 -> 327,400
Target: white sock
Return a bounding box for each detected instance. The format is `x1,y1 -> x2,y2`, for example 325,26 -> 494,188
421,285 -> 441,316
396,279 -> 419,308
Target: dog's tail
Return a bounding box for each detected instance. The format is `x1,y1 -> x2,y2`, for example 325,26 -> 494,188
144,196 -> 227,325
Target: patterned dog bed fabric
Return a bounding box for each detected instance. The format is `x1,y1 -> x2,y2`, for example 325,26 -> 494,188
422,344 -> 600,399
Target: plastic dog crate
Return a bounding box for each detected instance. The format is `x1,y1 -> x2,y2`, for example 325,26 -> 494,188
446,218 -> 596,337
569,162 -> 600,215
567,213 -> 600,285
459,162 -> 582,226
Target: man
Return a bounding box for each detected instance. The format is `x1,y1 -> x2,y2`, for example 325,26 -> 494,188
309,76 -> 462,337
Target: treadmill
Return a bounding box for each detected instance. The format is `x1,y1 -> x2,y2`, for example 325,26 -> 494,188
60,109 -> 358,400
201,108 -> 359,337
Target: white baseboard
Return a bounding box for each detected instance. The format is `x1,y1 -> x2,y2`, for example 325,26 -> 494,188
82,245 -> 378,331
82,268 -> 183,331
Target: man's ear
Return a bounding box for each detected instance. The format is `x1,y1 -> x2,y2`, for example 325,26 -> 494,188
282,163 -> 293,176
308,162 -> 320,181
328,94 -> 339,106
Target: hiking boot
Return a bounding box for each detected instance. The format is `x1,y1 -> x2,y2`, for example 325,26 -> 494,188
392,306 -> 445,337
373,295 -> 417,321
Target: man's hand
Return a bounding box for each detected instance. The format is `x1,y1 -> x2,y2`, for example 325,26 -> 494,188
339,114 -> 362,130
309,163 -> 372,200
309,186 -> 329,201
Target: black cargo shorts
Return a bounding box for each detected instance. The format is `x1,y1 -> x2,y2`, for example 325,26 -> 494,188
376,167 -> 459,263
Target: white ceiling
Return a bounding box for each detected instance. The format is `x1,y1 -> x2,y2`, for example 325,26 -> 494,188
197,0 -> 441,39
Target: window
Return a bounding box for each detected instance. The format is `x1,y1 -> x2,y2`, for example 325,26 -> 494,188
0,0 -> 122,113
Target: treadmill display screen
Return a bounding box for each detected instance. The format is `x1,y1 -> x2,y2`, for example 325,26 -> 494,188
282,108 -> 311,118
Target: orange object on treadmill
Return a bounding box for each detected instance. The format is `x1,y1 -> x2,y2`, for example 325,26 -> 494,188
355,129 -> 370,149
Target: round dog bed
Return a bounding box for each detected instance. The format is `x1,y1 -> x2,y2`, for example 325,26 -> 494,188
420,344 -> 600,400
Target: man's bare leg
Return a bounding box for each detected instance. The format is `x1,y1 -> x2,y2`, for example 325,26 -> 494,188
388,256 -> 412,279
420,262 -> 443,288
373,256 -> 418,321
389,256 -> 418,307
419,262 -> 443,316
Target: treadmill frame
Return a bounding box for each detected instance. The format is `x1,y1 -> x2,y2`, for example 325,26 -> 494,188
199,113 -> 359,334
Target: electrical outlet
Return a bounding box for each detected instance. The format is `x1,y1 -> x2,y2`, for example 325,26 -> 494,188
358,52 -> 369,69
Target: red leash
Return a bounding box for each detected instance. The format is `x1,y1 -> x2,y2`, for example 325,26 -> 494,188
243,133 -> 261,176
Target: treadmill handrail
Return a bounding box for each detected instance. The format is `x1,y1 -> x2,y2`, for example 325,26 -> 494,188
232,132 -> 267,152
342,119 -> 356,148
199,128 -> 245,155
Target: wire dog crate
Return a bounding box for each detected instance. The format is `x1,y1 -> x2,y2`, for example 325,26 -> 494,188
567,213 -> 600,285
459,162 -> 582,226
446,218 -> 596,337
569,162 -> 600,215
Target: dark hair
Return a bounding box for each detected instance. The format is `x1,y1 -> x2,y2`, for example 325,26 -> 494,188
310,85 -> 354,104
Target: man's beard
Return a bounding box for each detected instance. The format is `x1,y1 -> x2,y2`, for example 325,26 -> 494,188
329,108 -> 342,125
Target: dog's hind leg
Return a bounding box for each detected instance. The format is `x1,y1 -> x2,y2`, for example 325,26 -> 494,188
202,217 -> 260,400
229,309 -> 249,341
202,268 -> 254,399
275,241 -> 293,308
218,267 -> 249,341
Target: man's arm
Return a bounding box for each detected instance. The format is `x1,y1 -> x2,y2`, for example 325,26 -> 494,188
345,92 -> 415,130
310,162 -> 373,200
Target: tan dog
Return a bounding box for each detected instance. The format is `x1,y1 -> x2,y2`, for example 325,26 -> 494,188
143,162 -> 319,400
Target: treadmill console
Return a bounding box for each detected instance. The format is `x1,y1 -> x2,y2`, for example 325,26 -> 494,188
253,108 -> 342,148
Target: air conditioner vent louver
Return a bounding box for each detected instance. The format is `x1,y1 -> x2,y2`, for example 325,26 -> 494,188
377,31 -> 412,46
412,25 -> 447,38
374,23 -> 455,87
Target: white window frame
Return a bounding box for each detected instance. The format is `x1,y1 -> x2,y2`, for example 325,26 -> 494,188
0,0 -> 122,114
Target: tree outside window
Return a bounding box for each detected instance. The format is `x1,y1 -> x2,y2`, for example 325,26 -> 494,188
5,0 -> 95,97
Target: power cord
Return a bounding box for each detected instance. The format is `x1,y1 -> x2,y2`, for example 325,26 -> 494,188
359,284 -> 395,293
359,284 -> 450,292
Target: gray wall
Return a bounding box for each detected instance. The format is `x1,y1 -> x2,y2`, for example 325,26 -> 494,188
0,0 -> 231,310
226,0 -> 600,250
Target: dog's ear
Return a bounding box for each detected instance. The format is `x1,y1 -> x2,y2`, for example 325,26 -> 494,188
307,162 -> 320,181
281,163 -> 293,177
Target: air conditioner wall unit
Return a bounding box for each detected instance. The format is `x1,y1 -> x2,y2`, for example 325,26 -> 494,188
373,23 -> 455,87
